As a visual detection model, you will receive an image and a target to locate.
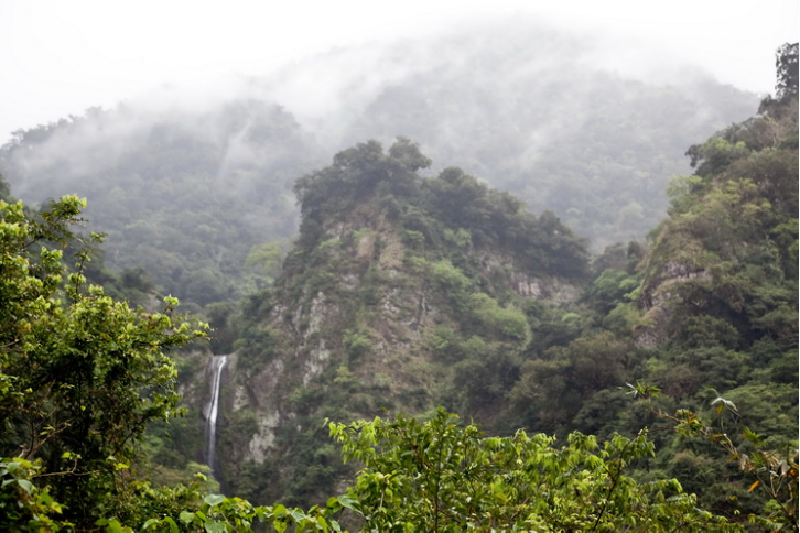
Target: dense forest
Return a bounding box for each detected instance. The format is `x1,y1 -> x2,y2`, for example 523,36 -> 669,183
0,35 -> 797,532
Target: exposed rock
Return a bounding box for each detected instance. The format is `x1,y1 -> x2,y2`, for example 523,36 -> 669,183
303,339 -> 331,385
247,410 -> 281,464
305,291 -> 328,339
510,272 -> 580,303
339,273 -> 359,291
635,262 -> 710,348
649,263 -> 709,307
355,233 -> 375,259
516,276 -> 542,298
633,306 -> 670,349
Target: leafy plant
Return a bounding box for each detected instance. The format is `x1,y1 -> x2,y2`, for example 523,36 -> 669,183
328,409 -> 735,531
0,196 -> 208,528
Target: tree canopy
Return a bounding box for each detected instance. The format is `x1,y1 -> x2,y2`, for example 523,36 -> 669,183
0,196 -> 208,528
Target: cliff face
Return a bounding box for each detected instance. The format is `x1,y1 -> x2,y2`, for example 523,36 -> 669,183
213,139 -> 589,504
632,92 -> 797,367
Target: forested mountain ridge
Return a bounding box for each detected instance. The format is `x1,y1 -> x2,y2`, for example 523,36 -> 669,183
188,47 -> 796,523
257,21 -> 758,246
0,100 -> 326,313
505,49 -> 798,522
623,66 -> 799,518
208,138 -> 590,504
0,21 -> 757,316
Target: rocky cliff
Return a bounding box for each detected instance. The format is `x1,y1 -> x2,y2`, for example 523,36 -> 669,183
212,139 -> 589,504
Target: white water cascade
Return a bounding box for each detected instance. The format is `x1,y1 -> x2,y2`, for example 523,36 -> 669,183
204,355 -> 228,473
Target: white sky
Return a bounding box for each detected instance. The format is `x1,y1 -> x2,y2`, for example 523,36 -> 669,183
0,0 -> 797,145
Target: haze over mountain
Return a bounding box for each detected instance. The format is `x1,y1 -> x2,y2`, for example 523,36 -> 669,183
1,0 -> 796,145
0,19 -> 761,315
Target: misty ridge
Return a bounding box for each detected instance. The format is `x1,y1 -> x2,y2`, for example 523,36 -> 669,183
0,18 -> 758,310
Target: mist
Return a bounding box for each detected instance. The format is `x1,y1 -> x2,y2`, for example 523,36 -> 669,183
1,17 -> 760,236
2,0 -> 794,142
0,13 -> 770,311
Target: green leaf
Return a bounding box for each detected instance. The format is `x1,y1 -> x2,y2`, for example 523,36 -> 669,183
163,516 -> 179,533
336,494 -> 358,512
204,522 -> 227,533
107,519 -> 126,533
16,479 -> 32,494
204,493 -> 226,506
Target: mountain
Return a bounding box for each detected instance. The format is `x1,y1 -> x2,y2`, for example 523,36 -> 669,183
194,48 -> 796,522
264,21 -> 758,249
206,138 -> 589,504
0,100 -> 325,313
0,20 -> 757,315
627,76 -> 798,517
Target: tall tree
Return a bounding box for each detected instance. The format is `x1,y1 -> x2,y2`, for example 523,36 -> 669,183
0,196 -> 207,528
776,43 -> 799,99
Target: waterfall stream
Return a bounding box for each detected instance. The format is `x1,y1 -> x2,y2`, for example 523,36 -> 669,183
205,355 -> 228,474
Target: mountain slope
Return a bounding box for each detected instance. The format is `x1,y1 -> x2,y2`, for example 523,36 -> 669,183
268,21 -> 758,248
0,100 -> 325,311
213,139 -> 589,504
209,49 -> 798,521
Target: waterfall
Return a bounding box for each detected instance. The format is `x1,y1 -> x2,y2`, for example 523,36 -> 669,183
205,355 -> 228,474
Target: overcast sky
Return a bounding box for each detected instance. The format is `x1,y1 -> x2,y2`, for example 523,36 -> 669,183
1,0 -> 797,145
